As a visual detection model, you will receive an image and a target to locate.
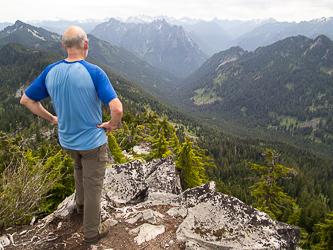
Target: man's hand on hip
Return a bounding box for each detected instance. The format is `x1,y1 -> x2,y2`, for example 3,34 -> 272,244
99,98 -> 123,136
97,121 -> 117,136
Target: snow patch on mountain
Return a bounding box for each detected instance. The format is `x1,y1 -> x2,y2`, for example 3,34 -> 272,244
27,29 -> 45,40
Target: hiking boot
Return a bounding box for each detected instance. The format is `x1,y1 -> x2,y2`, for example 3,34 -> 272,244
76,204 -> 84,214
84,220 -> 111,245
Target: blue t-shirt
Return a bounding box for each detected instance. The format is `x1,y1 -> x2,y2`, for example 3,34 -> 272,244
25,60 -> 118,150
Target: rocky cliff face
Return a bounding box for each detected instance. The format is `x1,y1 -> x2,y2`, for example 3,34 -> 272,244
119,19 -> 173,57
90,18 -> 210,76
142,25 -> 208,77
90,18 -> 136,46
0,157 -> 300,249
90,18 -> 208,77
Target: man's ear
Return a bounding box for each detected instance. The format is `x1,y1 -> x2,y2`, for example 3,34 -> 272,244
62,42 -> 67,51
84,40 -> 89,50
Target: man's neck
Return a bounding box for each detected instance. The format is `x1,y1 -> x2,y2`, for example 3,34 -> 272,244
65,51 -> 86,62
65,56 -> 84,62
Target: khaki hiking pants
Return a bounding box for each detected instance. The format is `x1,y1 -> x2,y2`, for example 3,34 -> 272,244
64,143 -> 108,238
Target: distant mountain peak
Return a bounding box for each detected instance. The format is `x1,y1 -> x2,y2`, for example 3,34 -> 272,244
90,18 -> 136,46
307,17 -> 333,24
14,20 -> 25,25
0,20 -> 61,44
107,18 -> 119,23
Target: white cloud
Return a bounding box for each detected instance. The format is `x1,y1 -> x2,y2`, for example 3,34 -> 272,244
1,0 -> 332,23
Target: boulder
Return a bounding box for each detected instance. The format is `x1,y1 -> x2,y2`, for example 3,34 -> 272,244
103,159 -> 149,205
176,181 -> 218,207
176,182 -> 300,250
144,157 -> 182,194
103,157 -> 182,206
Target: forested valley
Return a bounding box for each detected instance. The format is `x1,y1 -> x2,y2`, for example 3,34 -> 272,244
0,36 -> 333,249
175,35 -> 333,159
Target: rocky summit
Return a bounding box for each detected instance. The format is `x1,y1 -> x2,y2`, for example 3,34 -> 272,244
0,157 -> 300,249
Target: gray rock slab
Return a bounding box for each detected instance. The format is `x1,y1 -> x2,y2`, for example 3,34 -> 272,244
176,182 -> 300,250
103,157 -> 181,205
152,210 -> 165,219
131,223 -> 165,245
42,193 -> 76,224
167,206 -> 188,218
185,240 -> 211,250
125,213 -> 143,224
142,209 -> 156,224
144,157 -> 182,194
107,219 -> 118,227
125,209 -> 161,224
142,192 -> 180,206
177,181 -> 218,207
104,160 -> 149,205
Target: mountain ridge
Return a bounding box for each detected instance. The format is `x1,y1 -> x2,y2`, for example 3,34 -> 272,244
233,17 -> 333,51
176,34 -> 333,158
0,20 -> 61,49
2,16 -> 332,57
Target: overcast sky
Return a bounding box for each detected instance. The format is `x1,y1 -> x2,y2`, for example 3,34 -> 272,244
2,0 -> 333,23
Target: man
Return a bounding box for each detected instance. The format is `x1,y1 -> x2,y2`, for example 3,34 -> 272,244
20,26 -> 123,245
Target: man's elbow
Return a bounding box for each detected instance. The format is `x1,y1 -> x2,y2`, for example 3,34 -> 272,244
114,105 -> 123,115
20,93 -> 36,108
20,94 -> 28,106
111,99 -> 123,114
108,98 -> 123,118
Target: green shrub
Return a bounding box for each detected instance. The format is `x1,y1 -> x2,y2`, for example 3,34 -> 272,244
0,134 -> 70,229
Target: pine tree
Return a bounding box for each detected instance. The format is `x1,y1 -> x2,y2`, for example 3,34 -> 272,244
288,208 -> 302,226
315,212 -> 333,250
193,145 -> 215,173
158,116 -> 175,138
108,133 -> 126,164
169,132 -> 180,155
119,121 -> 133,150
150,129 -> 171,159
175,136 -> 206,190
249,149 -> 296,220
123,121 -> 129,135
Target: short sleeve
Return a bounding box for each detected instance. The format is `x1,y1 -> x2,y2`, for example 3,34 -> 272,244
25,61 -> 64,101
79,61 -> 118,104
25,70 -> 50,101
96,69 -> 118,104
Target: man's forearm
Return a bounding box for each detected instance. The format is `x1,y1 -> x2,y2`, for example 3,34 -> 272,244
109,98 -> 123,128
20,93 -> 58,124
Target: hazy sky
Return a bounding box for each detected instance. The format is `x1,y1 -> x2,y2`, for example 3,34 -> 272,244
2,0 -> 333,23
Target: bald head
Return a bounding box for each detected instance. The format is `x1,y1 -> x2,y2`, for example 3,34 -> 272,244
62,26 -> 87,50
